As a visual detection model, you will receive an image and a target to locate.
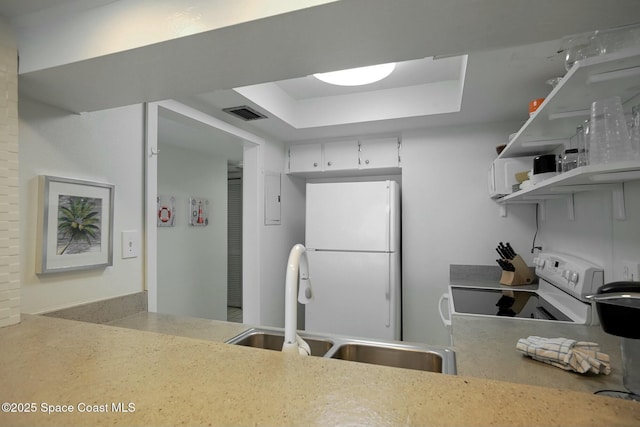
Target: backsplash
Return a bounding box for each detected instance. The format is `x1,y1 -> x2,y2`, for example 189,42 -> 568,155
450,264 -> 537,283
0,35 -> 19,328
449,265 -> 502,281
43,292 -> 147,324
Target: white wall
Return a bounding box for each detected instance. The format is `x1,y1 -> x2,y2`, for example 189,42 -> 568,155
538,181 -> 640,283
156,143 -> 227,320
401,123 -> 537,345
144,100 -> 304,328
259,142 -> 306,327
18,98 -> 145,314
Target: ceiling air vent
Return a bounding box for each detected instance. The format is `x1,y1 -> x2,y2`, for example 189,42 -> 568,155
222,105 -> 267,121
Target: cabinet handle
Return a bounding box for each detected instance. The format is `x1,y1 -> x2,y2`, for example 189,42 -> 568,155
313,162 -> 318,167
327,161 -> 332,167
365,159 -> 370,165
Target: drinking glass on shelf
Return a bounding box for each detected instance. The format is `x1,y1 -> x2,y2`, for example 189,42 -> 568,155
630,105 -> 640,160
596,23 -> 640,55
576,125 -> 588,167
562,31 -> 601,71
590,96 -> 632,164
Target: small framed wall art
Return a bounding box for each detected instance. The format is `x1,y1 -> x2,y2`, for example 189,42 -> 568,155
157,195 -> 176,227
36,175 -> 114,274
189,197 -> 209,226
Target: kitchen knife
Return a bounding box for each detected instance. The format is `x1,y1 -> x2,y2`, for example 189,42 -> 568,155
497,243 -> 510,259
497,259 -> 515,271
506,242 -> 517,258
500,242 -> 514,259
502,260 -> 514,271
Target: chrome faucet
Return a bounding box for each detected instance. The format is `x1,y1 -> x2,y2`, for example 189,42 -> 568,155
282,244 -> 313,355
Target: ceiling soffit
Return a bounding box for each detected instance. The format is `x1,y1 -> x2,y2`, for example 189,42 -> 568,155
234,56 -> 468,129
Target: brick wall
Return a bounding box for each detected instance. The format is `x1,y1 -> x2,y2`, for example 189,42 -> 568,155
0,38 -> 19,327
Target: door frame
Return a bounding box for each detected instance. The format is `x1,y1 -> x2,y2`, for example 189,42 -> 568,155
144,100 -> 264,324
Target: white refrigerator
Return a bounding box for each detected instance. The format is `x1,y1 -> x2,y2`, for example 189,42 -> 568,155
304,180 -> 401,340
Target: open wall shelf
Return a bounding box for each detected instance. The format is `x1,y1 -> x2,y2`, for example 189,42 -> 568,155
492,48 -> 640,219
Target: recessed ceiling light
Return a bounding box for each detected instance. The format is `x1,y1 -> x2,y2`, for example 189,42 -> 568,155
313,63 -> 396,86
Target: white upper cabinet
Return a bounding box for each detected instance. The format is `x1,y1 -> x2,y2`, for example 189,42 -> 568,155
359,137 -> 400,169
289,143 -> 322,173
287,137 -> 401,176
324,140 -> 359,171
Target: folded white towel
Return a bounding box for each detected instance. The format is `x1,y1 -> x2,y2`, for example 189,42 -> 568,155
516,336 -> 611,375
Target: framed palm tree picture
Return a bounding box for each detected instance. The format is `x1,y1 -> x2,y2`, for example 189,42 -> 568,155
36,176 -> 114,274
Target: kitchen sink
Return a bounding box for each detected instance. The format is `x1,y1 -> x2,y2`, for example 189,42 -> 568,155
328,343 -> 445,373
226,328 -> 456,374
225,328 -> 334,357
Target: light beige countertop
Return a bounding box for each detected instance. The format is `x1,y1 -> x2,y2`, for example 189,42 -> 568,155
452,315 -> 624,394
448,275 -> 628,394
109,311 -> 627,395
1,315 -> 639,426
106,311 -> 249,343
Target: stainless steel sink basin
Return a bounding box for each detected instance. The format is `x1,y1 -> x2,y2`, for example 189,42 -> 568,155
328,343 -> 445,373
225,328 -> 334,357
226,328 -> 456,374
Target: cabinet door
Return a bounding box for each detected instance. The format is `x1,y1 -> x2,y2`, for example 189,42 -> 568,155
323,140 -> 359,171
359,137 -> 400,169
289,143 -> 322,173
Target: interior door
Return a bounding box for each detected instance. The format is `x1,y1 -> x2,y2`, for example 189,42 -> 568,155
305,251 -> 397,340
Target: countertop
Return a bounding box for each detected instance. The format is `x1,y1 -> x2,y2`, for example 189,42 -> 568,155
448,277 -> 626,394
452,315 -> 623,393
1,314 -> 639,426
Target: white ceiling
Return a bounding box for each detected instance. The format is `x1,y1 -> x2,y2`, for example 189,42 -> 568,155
180,39 -> 567,142
273,57 -> 463,100
158,107 -> 244,162
0,0 -> 117,19
4,0 -> 640,147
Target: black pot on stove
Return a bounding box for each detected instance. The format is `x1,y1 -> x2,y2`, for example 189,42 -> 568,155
592,281 -> 640,338
588,281 -> 640,398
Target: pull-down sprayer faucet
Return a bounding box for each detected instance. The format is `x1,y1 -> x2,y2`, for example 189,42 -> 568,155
282,244 -> 313,355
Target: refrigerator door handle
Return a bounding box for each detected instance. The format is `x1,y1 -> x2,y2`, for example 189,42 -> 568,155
385,281 -> 391,328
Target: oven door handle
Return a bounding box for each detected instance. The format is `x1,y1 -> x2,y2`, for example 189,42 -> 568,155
587,292 -> 640,301
438,293 -> 452,327
587,292 -> 640,309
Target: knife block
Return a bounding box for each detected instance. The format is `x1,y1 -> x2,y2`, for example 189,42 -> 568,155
499,255 -> 535,286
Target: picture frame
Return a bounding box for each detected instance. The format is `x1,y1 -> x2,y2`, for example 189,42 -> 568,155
157,195 -> 176,227
36,175 -> 115,274
188,197 -> 209,226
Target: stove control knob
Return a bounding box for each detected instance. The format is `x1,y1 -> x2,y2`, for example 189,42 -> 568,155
570,271 -> 579,283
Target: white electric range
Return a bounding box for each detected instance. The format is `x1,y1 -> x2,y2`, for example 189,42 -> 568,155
444,252 -> 604,325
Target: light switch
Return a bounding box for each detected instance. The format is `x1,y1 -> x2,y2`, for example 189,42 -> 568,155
121,230 -> 139,259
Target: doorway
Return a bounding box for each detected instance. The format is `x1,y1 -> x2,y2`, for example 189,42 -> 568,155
145,100 -> 263,324
227,163 -> 243,322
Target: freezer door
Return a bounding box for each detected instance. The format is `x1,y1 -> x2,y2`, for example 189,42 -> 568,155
306,181 -> 399,252
305,251 -> 400,340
